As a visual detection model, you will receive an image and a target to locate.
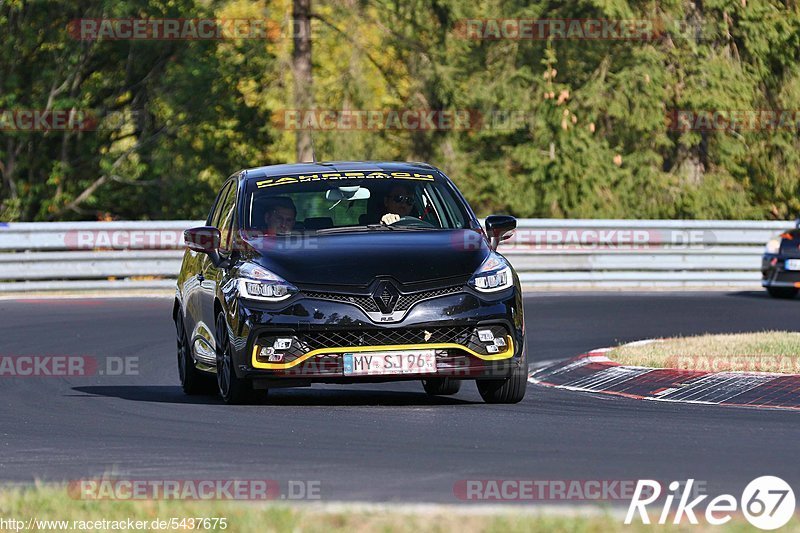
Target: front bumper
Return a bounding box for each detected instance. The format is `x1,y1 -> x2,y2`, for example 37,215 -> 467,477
762,255 -> 800,288
227,287 -> 524,385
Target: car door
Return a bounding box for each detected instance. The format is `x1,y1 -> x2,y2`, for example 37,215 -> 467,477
201,177 -> 239,345
184,180 -> 234,364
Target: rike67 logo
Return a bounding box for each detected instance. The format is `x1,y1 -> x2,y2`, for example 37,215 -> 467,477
626,477 -> 795,530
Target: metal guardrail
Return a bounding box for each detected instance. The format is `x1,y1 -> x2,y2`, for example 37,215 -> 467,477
0,221 -> 194,292
0,219 -> 788,291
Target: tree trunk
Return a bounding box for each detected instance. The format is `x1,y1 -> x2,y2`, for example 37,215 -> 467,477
293,0 -> 314,163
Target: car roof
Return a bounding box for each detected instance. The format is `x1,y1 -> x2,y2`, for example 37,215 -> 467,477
240,161 -> 439,180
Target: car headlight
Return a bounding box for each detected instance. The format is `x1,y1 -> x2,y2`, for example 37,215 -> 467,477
469,252 -> 514,292
765,237 -> 782,255
235,262 -> 298,301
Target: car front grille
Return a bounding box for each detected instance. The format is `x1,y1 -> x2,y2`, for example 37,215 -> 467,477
395,286 -> 463,310
775,270 -> 800,283
302,285 -> 462,314
302,291 -> 381,312
299,325 -> 475,351
254,324 -> 511,365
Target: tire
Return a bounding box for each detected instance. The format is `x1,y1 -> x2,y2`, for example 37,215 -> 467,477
476,350 -> 528,404
422,378 -> 461,396
215,312 -> 259,404
767,287 -> 798,299
176,313 -> 216,395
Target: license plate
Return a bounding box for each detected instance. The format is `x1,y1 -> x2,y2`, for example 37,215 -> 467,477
786,259 -> 800,271
343,350 -> 437,376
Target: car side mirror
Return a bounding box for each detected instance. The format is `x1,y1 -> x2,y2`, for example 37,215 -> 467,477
185,226 -> 220,254
185,226 -> 230,267
485,215 -> 516,250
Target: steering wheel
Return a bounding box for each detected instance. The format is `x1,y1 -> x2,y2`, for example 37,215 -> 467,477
392,216 -> 436,228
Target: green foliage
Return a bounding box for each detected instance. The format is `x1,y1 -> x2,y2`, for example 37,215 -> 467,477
0,0 -> 799,221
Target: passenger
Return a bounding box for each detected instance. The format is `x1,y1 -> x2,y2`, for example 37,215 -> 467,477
263,197 -> 297,235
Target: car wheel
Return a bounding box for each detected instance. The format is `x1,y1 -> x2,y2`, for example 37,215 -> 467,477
215,312 -> 258,404
476,350 -> 528,404
767,287 -> 798,299
176,313 -> 215,395
421,378 -> 461,396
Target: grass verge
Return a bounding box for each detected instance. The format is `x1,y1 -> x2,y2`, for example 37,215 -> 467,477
0,485 -> 798,532
606,331 -> 800,373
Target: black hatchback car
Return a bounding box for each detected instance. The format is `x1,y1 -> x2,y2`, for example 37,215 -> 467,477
762,221 -> 800,298
173,161 -> 526,404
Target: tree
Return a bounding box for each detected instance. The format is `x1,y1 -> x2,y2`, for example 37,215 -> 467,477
292,0 -> 314,163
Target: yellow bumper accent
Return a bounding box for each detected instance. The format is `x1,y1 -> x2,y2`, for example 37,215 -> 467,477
251,336 -> 515,370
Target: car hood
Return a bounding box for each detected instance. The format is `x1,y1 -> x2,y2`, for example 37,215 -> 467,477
243,229 -> 490,287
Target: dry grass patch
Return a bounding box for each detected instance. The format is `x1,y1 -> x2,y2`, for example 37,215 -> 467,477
607,331 -> 800,373
3,485 -> 797,532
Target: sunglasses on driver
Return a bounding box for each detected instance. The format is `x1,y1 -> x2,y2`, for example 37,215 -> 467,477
387,194 -> 414,205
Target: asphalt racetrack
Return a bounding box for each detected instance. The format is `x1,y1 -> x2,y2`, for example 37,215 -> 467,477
1,292 -> 798,503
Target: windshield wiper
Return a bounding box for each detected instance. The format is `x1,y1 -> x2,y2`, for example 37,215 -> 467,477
315,224 -> 441,235
314,225 -> 391,235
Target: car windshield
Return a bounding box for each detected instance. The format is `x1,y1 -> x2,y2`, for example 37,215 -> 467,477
242,170 -> 469,234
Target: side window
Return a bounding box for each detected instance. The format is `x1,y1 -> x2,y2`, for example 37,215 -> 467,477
428,183 -> 467,229
208,181 -> 233,228
217,181 -> 239,252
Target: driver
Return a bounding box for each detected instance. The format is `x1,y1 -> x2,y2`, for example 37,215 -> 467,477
263,196 -> 297,235
380,183 -> 415,225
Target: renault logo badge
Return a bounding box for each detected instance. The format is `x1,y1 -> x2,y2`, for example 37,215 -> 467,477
373,281 -> 400,314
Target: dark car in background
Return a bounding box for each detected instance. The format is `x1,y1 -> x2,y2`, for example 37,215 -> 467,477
173,161 -> 527,404
762,221 -> 800,298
